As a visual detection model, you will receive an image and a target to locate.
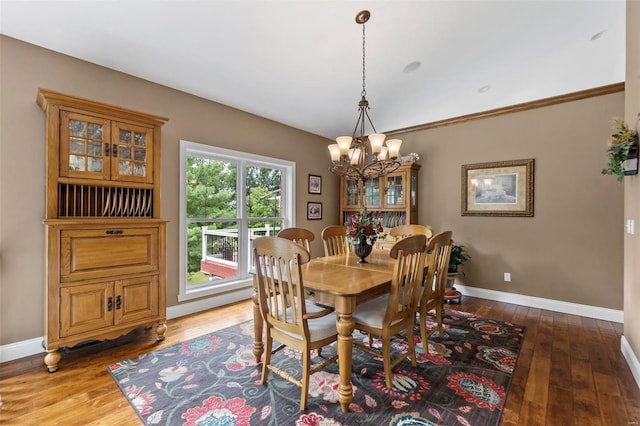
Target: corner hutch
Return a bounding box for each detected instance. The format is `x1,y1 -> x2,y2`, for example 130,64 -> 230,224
340,162 -> 420,249
38,89 -> 169,372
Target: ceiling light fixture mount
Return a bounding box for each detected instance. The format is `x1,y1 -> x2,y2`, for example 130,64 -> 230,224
328,10 -> 415,183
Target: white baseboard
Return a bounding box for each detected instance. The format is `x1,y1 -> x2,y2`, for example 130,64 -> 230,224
0,287 -> 254,364
621,336 -> 640,389
455,285 -> 623,323
0,337 -> 44,363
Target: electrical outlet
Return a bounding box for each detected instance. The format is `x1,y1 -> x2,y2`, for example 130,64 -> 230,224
504,272 -> 511,282
626,219 -> 635,235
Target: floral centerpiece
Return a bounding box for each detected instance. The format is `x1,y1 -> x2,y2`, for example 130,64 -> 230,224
601,119 -> 639,182
346,208 -> 386,246
346,208 -> 385,263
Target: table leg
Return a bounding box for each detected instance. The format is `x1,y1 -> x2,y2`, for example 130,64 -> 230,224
252,279 -> 264,363
335,296 -> 356,413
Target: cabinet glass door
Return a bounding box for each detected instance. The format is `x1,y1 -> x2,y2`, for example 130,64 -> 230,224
344,180 -> 360,208
384,173 -> 405,208
363,178 -> 380,207
60,111 -> 110,180
111,122 -> 153,183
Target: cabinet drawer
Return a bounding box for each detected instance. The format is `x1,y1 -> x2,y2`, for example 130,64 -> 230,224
61,227 -> 159,281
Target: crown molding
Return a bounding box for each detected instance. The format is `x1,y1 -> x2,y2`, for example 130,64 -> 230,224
386,82 -> 625,135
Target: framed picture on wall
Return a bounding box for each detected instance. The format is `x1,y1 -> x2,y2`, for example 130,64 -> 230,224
307,202 -> 322,220
308,174 -> 322,194
462,158 -> 535,217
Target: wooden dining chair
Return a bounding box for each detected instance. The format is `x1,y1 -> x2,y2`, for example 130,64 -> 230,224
277,227 -> 315,252
417,230 -> 453,350
389,224 -> 433,241
321,225 -> 349,256
253,237 -> 338,410
352,234 -> 428,389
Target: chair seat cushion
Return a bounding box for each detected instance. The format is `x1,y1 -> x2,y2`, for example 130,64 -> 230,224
352,295 -> 390,329
278,303 -> 337,342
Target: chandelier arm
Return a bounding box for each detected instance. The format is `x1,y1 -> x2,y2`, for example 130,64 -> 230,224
352,106 -> 367,141
362,107 -> 378,135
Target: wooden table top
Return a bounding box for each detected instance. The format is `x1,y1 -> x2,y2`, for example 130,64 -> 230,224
301,251 -> 394,296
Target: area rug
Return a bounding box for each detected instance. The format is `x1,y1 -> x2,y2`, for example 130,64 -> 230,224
107,309 -> 525,425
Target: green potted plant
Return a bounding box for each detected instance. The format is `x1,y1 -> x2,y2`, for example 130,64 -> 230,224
601,119 -> 639,182
446,244 -> 469,294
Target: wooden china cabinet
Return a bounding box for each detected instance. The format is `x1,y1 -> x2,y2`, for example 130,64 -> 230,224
37,89 -> 169,372
340,162 -> 420,249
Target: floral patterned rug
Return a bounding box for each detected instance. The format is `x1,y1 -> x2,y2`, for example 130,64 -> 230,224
107,309 -> 525,425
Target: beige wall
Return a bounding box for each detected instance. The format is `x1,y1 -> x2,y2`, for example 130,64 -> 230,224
0,34 -> 626,349
0,36 -> 339,345
395,93 -> 624,309
624,1 -> 640,368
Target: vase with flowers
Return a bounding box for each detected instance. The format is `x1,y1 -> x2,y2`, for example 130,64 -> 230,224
346,208 -> 386,263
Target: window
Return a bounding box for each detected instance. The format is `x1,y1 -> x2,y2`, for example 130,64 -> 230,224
179,141 -> 295,301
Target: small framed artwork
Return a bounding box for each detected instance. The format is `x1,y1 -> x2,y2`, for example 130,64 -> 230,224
307,202 -> 323,220
462,158 -> 534,217
308,174 -> 322,194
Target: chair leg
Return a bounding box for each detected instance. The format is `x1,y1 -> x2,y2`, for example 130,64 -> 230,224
407,325 -> 417,367
300,348 -> 310,410
436,301 -> 444,337
261,333 -> 272,385
419,306 -> 428,352
382,335 -> 393,389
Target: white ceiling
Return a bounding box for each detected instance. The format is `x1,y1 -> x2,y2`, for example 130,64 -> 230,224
0,1 -> 626,140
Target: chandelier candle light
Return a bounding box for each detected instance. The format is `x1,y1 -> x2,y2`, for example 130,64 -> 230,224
328,10 -> 411,194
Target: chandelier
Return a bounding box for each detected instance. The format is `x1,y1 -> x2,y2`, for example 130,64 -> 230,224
328,10 -> 406,182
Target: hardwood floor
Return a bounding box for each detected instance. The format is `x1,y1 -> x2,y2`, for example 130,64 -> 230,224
1,296 -> 638,425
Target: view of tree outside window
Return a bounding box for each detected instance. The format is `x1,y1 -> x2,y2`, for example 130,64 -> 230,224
179,141 -> 294,300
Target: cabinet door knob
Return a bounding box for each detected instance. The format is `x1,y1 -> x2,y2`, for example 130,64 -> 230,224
112,144 -> 118,157
107,297 -> 113,311
105,229 -> 124,235
116,295 -> 122,310
104,143 -> 110,156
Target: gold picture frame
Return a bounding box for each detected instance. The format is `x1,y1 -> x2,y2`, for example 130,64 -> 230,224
462,159 -> 534,217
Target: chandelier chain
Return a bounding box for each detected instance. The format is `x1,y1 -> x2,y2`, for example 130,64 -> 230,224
361,21 -> 366,99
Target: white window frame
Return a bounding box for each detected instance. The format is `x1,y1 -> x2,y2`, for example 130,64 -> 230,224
178,140 -> 295,302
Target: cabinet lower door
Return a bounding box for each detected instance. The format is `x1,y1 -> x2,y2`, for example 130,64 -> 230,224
60,282 -> 114,337
115,275 -> 159,324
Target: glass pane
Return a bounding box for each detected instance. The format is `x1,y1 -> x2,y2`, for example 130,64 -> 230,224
69,138 -> 85,154
364,179 -> 380,206
69,120 -> 85,137
69,155 -> 85,171
187,221 -> 240,285
186,157 -> 237,218
134,164 -> 146,177
346,180 -> 359,206
245,165 -> 282,218
88,123 -> 103,140
88,141 -> 102,156
134,132 -> 146,147
133,148 -> 146,162
119,146 -> 131,159
411,174 -> 417,207
119,160 -> 132,175
386,176 -> 403,205
119,129 -> 131,145
88,157 -> 103,173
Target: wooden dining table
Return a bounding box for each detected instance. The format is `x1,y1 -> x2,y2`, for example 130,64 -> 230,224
252,249 -> 395,413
